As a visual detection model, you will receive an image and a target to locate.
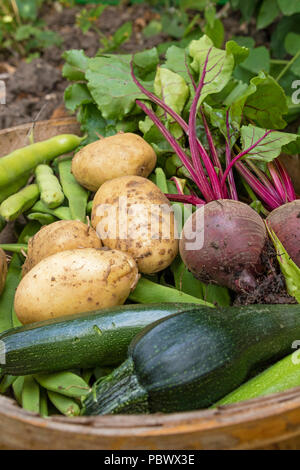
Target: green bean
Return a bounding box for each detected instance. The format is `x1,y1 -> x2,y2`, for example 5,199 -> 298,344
214,352 -> 300,406
34,372 -> 91,398
0,173 -> 30,204
0,375 -> 17,394
0,134 -> 84,188
35,164 -> 64,209
12,376 -> 25,405
31,200 -> 72,221
58,159 -> 89,223
47,390 -> 81,417
27,213 -> 56,225
0,254 -> 22,333
18,220 -> 41,244
155,168 -> 168,193
52,154 -> 73,171
129,277 -> 214,307
0,244 -> 28,254
0,222 -> 41,333
40,388 -> 49,418
22,376 -> 40,413
0,184 -> 40,221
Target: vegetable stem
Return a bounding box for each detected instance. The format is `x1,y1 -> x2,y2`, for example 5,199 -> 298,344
221,129 -> 273,188
276,49 -> 300,82
224,110 -> 238,200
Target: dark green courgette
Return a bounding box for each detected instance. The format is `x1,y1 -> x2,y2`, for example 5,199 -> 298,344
0,303 -> 196,376
82,304 -> 300,415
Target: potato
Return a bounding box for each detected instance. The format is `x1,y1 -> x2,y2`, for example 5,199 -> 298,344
72,133 -> 157,191
0,248 -> 7,295
22,220 -> 102,276
91,176 -> 179,274
15,248 -> 139,324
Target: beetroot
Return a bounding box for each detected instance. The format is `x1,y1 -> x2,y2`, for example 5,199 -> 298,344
180,200 -> 267,292
267,200 -> 300,268
130,49 -> 298,296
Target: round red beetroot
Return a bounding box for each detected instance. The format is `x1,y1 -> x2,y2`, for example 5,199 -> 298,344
179,200 -> 267,292
267,200 -> 300,267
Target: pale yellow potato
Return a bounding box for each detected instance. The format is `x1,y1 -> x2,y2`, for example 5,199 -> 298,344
72,133 -> 157,191
91,176 -> 179,274
0,248 -> 7,295
15,248 -> 139,324
22,220 -> 102,276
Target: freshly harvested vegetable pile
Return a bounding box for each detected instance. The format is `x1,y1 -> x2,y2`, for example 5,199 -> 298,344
0,32 -> 299,419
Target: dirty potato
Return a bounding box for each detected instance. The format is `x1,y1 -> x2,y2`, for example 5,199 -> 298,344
72,133 -> 157,191
15,248 -> 139,324
0,248 -> 7,295
91,176 -> 179,274
22,220 -> 102,276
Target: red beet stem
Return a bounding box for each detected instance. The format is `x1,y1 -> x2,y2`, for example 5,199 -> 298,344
131,57 -> 223,202
268,162 -> 289,204
221,129 -> 273,188
166,193 -> 205,205
235,161 -> 281,210
225,110 -> 238,200
275,160 -> 296,202
135,100 -> 202,188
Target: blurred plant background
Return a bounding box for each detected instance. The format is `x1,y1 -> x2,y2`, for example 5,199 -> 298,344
0,0 -> 299,129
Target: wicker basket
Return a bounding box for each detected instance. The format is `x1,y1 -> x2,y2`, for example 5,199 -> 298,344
0,118 -> 300,450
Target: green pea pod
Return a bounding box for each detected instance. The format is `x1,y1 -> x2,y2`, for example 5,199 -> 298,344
0,375 -> 17,394
35,164 -> 64,209
0,221 -> 41,334
0,254 -> 22,333
34,372 -> 91,398
47,390 -> 81,417
267,225 -> 300,303
31,200 -> 71,221
27,213 -> 56,225
0,173 -> 30,204
171,257 -> 230,307
40,388 -> 49,418
22,376 -> 40,414
215,352 -> 300,407
58,159 -> 89,223
52,154 -> 73,170
0,134 -> 84,188
129,277 -> 213,307
18,220 -> 41,244
0,184 -> 40,221
12,376 -> 25,405
155,168 -> 168,193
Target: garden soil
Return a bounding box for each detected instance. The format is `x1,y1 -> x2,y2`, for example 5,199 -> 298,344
0,3 -> 264,130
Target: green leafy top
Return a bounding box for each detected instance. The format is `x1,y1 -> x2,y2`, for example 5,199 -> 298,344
63,33 -> 300,200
